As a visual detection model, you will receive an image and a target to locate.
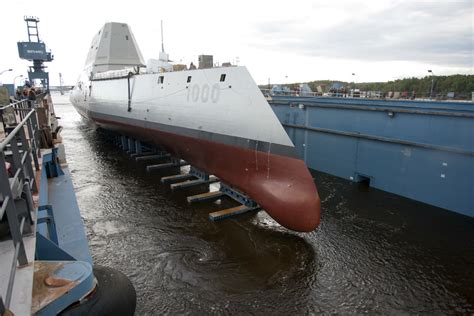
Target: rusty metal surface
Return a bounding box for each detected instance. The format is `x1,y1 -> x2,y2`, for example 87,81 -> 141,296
31,262 -> 79,314
0,235 -> 36,316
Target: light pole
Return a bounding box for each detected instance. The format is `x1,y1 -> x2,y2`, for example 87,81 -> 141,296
352,73 -> 356,96
0,68 -> 13,76
428,70 -> 435,99
14,75 -> 24,90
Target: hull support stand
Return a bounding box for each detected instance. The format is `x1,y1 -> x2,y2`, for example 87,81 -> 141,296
111,131 -> 261,222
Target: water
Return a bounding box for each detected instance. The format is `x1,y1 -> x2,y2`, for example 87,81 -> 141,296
53,94 -> 474,314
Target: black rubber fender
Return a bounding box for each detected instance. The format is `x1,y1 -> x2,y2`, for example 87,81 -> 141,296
60,265 -> 136,315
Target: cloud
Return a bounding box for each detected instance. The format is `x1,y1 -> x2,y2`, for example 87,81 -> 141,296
2,0 -> 472,85
251,0 -> 474,68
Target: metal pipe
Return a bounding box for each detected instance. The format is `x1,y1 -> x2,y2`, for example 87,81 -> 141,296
0,109 -> 36,151
0,196 -> 10,219
5,217 -> 26,309
428,70 -> 435,99
21,150 -> 29,165
0,99 -> 27,111
13,75 -> 24,91
430,78 -> 435,99
127,73 -> 132,112
23,181 -> 35,225
0,69 -> 13,76
11,169 -> 22,187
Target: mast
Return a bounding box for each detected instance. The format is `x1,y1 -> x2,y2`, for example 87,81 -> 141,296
59,72 -> 64,95
161,20 -> 164,53
158,20 -> 169,64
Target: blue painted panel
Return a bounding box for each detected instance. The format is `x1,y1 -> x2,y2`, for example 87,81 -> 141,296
47,168 -> 93,264
272,95 -> 474,112
17,42 -> 49,60
356,141 -> 473,216
35,233 -> 76,261
305,131 -> 358,179
288,108 -> 306,125
305,105 -> 472,151
307,106 -> 360,132
426,115 -> 473,151
285,127 -> 305,158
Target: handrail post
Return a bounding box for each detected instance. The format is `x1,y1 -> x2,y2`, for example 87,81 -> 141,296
26,115 -> 40,171
19,127 -> 36,192
20,100 -> 27,120
8,137 -> 24,183
0,152 -> 28,265
30,111 -> 41,161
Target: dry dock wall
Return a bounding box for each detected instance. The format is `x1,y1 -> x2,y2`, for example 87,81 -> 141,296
270,96 -> 473,218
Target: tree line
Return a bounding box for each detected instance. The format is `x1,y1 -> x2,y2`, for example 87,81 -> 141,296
274,74 -> 474,99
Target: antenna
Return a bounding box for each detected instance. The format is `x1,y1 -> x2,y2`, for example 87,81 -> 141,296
59,73 -> 64,95
161,20 -> 164,52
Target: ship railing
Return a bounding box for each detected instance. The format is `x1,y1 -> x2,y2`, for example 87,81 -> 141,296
260,88 -> 322,98
0,91 -> 47,119
0,104 -> 41,312
91,67 -> 141,81
1,97 -> 42,168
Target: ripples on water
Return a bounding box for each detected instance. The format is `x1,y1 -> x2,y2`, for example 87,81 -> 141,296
53,94 -> 474,314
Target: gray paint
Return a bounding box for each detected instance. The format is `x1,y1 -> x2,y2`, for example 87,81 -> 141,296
85,22 -> 145,73
88,109 -> 299,159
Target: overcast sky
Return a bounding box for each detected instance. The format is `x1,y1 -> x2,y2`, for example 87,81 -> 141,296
1,0 -> 473,86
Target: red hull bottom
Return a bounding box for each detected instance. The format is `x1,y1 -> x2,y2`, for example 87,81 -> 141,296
92,116 -> 321,232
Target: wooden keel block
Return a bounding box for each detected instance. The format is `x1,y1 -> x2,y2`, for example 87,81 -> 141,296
146,161 -> 188,172
161,173 -> 195,184
187,191 -> 225,203
169,176 -> 219,191
135,153 -> 170,161
208,205 -> 258,221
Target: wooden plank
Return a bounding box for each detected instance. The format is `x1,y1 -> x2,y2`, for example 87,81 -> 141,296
208,205 -> 257,221
160,173 -> 195,184
130,151 -> 156,158
187,191 -> 225,203
135,153 -> 170,161
146,161 -> 187,172
169,176 -> 219,191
